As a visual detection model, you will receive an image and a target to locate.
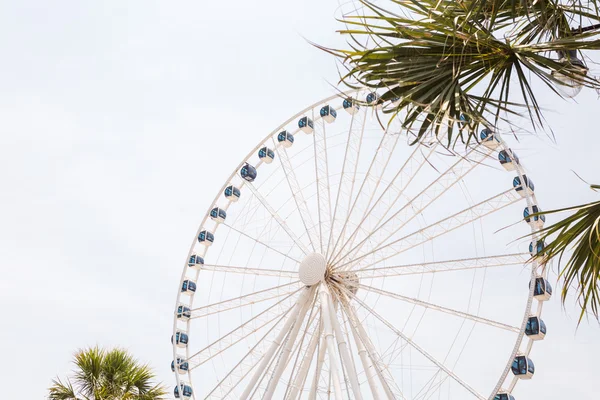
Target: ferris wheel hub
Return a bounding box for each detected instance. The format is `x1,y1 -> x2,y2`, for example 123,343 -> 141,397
299,252 -> 327,286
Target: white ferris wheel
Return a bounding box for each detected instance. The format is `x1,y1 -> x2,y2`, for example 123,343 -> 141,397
171,89 -> 551,400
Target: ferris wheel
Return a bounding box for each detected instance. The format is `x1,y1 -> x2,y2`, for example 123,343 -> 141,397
171,89 -> 551,400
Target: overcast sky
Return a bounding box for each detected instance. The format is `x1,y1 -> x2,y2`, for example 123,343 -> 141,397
1,1 -> 599,399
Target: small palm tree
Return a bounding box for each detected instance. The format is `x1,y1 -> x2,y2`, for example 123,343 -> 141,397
323,0 -> 600,321
48,346 -> 167,400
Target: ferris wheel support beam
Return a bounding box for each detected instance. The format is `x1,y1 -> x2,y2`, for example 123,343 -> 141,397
199,264 -> 298,278
313,110 -> 333,254
287,319 -> 321,400
323,285 -> 364,400
223,223 -> 301,263
241,287 -> 313,400
333,144 -> 492,269
341,298 -> 402,400
319,285 -> 344,400
350,291 -> 486,400
264,287 -> 316,399
308,330 -> 328,400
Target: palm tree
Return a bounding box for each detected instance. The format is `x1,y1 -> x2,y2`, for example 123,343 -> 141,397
323,0 -> 600,321
48,346 -> 167,400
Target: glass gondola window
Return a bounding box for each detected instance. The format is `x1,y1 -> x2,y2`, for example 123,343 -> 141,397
174,383 -> 193,399
529,240 -> 546,256
533,277 -> 553,300
480,128 -> 501,149
298,116 -> 314,134
224,185 -> 241,202
198,230 -> 214,246
210,207 -> 227,223
526,316 -> 547,339
181,280 -> 197,293
511,355 -> 535,377
240,163 -> 257,182
176,305 -> 191,320
188,254 -> 204,269
343,97 -> 360,114
523,205 -> 546,228
172,331 -> 189,347
513,175 -> 535,196
498,150 -> 519,171
277,131 -> 294,147
494,393 -> 515,400
258,147 -> 275,164
171,357 -> 189,373
320,105 -> 337,123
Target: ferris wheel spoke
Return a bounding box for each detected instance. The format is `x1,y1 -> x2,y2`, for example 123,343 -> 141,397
329,129 -> 400,263
273,139 -> 319,253
187,288 -> 302,369
202,305 -> 296,399
355,253 -> 529,279
358,284 -> 520,332
223,223 -> 301,264
201,264 -> 298,278
245,182 -> 310,255
190,281 -> 302,319
327,110 -> 366,261
339,189 -> 522,271
312,111 -> 333,254
348,290 -> 486,400
333,144 -> 493,268
331,142 -> 437,267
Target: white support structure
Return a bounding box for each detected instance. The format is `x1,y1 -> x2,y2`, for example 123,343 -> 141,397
200,264 -> 298,278
313,109 -> 333,254
333,145 -> 493,268
263,288 -> 315,399
319,286 -> 344,400
246,181 -> 310,255
339,189 -> 522,271
286,319 -> 321,400
359,284 -> 520,332
241,287 -> 313,400
189,281 -> 301,319
274,139 -> 319,253
355,253 -> 529,279
308,332 -> 328,400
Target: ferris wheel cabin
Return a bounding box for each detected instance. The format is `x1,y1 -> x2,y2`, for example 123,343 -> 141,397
210,207 -> 227,223
343,97 -> 360,114
525,316 -> 547,340
174,383 -> 193,399
181,279 -> 197,294
187,253 -> 204,270
224,185 -> 241,202
176,305 -> 191,321
320,105 -> 337,123
172,330 -> 189,348
480,128 -> 501,149
277,130 -> 294,147
241,163 -> 257,182
171,357 -> 189,374
198,230 -> 214,246
529,240 -> 546,257
532,276 -> 553,301
258,147 -> 275,164
524,205 -> 546,229
366,92 -> 382,109
498,149 -> 519,171
513,175 -> 535,197
511,355 -> 535,379
298,116 -> 314,134
494,393 -> 515,400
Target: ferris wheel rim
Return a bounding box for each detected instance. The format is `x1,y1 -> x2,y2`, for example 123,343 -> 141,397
171,88 -> 548,400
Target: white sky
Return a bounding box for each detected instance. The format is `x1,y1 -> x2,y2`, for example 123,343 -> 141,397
1,1 -> 599,399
